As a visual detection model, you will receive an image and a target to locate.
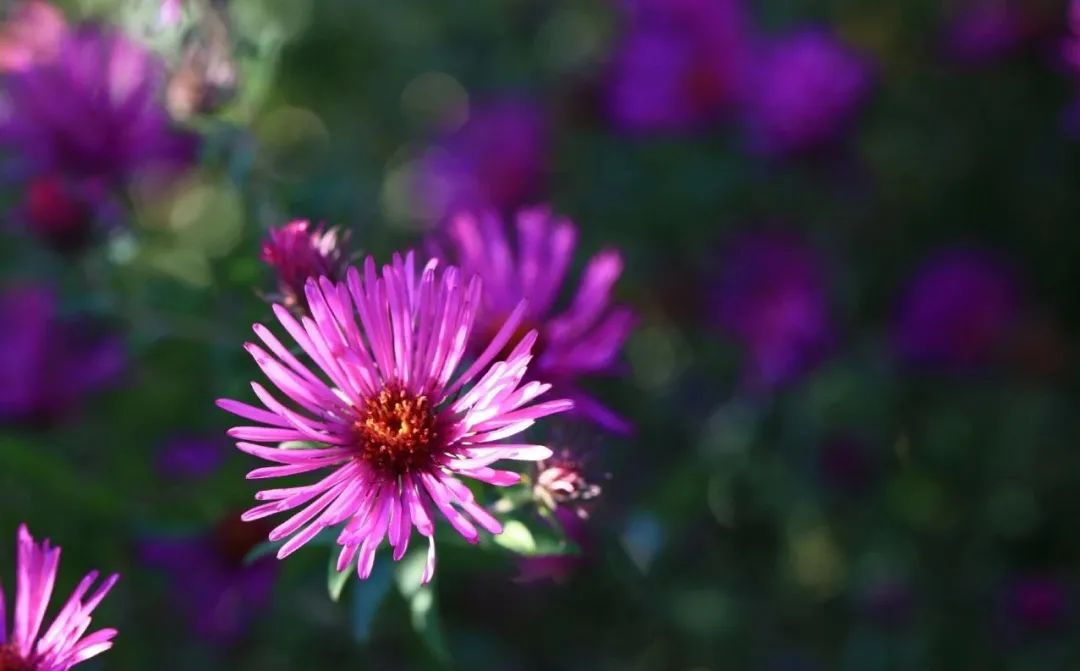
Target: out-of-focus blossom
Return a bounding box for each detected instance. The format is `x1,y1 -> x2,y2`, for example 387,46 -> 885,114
166,5 -> 237,120
18,175 -> 102,252
605,0 -> 750,133
141,514 -> 276,644
0,1 -> 66,72
741,29 -> 873,156
160,0 -> 184,25
533,450 -> 602,521
0,524 -> 119,670
414,100 -> 546,220
433,208 -> 635,433
1062,0 -> 1080,134
217,253 -> 572,583
0,24 -> 196,187
0,285 -> 125,425
156,436 -> 225,481
1006,575 -> 1069,631
261,220 -> 352,312
712,232 -> 833,391
893,248 -> 1021,371
942,1 -> 1039,65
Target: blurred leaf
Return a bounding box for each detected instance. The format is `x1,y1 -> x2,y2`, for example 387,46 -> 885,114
492,520 -> 536,554
350,559 -> 393,643
394,549 -> 449,662
327,549 -> 351,602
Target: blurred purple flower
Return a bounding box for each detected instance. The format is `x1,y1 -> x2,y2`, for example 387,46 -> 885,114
893,249 -> 1021,371
942,1 -> 1038,65
156,437 -> 225,481
0,1 -> 66,73
605,0 -> 750,133
1062,0 -> 1080,135
741,28 -> 873,156
433,208 -> 636,433
0,285 -> 125,425
141,514 -> 277,644
16,174 -> 105,252
712,233 -> 833,391
0,23 -> 196,187
414,100 -> 546,221
260,220 -> 351,312
160,0 -> 184,25
1006,575 -> 1069,632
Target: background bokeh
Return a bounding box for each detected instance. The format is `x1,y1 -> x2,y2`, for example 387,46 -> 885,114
2,0 -> 1080,669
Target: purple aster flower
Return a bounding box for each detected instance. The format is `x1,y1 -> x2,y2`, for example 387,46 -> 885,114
0,1 -> 66,73
605,0 -> 751,133
261,220 -> 352,312
712,232 -> 833,391
217,252 -> 573,583
0,285 -> 125,425
414,100 -> 547,221
0,23 -> 195,187
1006,575 -> 1069,631
141,513 -> 276,644
741,28 -> 873,156
893,248 -> 1021,371
156,436 -> 225,481
0,524 -> 119,671
942,1 -> 1039,65
432,208 -> 635,433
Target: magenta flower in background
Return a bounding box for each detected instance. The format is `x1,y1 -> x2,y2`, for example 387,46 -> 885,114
0,524 -> 119,671
218,252 -> 573,583
1062,0 -> 1080,135
261,220 -> 352,312
605,0 -> 750,133
741,28 -> 873,156
893,248 -> 1021,371
141,514 -> 276,644
0,285 -> 125,425
433,208 -> 635,433
414,100 -> 547,221
0,22 -> 195,187
0,1 -> 66,73
712,233 -> 834,391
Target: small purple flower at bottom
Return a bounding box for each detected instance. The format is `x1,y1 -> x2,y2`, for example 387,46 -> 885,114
741,28 -> 873,156
711,232 -> 833,391
0,285 -> 125,425
141,514 -> 276,644
218,252 -> 573,584
260,220 -> 352,312
0,524 -> 119,671
432,208 -> 635,433
893,248 -> 1021,371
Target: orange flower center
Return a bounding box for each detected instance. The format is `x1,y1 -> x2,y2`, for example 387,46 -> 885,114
353,385 -> 444,475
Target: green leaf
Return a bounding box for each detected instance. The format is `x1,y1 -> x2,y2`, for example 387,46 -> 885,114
327,549 -> 352,602
394,549 -> 449,662
492,520 -> 536,554
350,560 -> 393,643
279,440 -> 325,450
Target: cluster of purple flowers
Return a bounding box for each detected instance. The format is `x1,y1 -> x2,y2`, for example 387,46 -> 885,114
0,0 -> 194,252
605,0 -> 874,155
